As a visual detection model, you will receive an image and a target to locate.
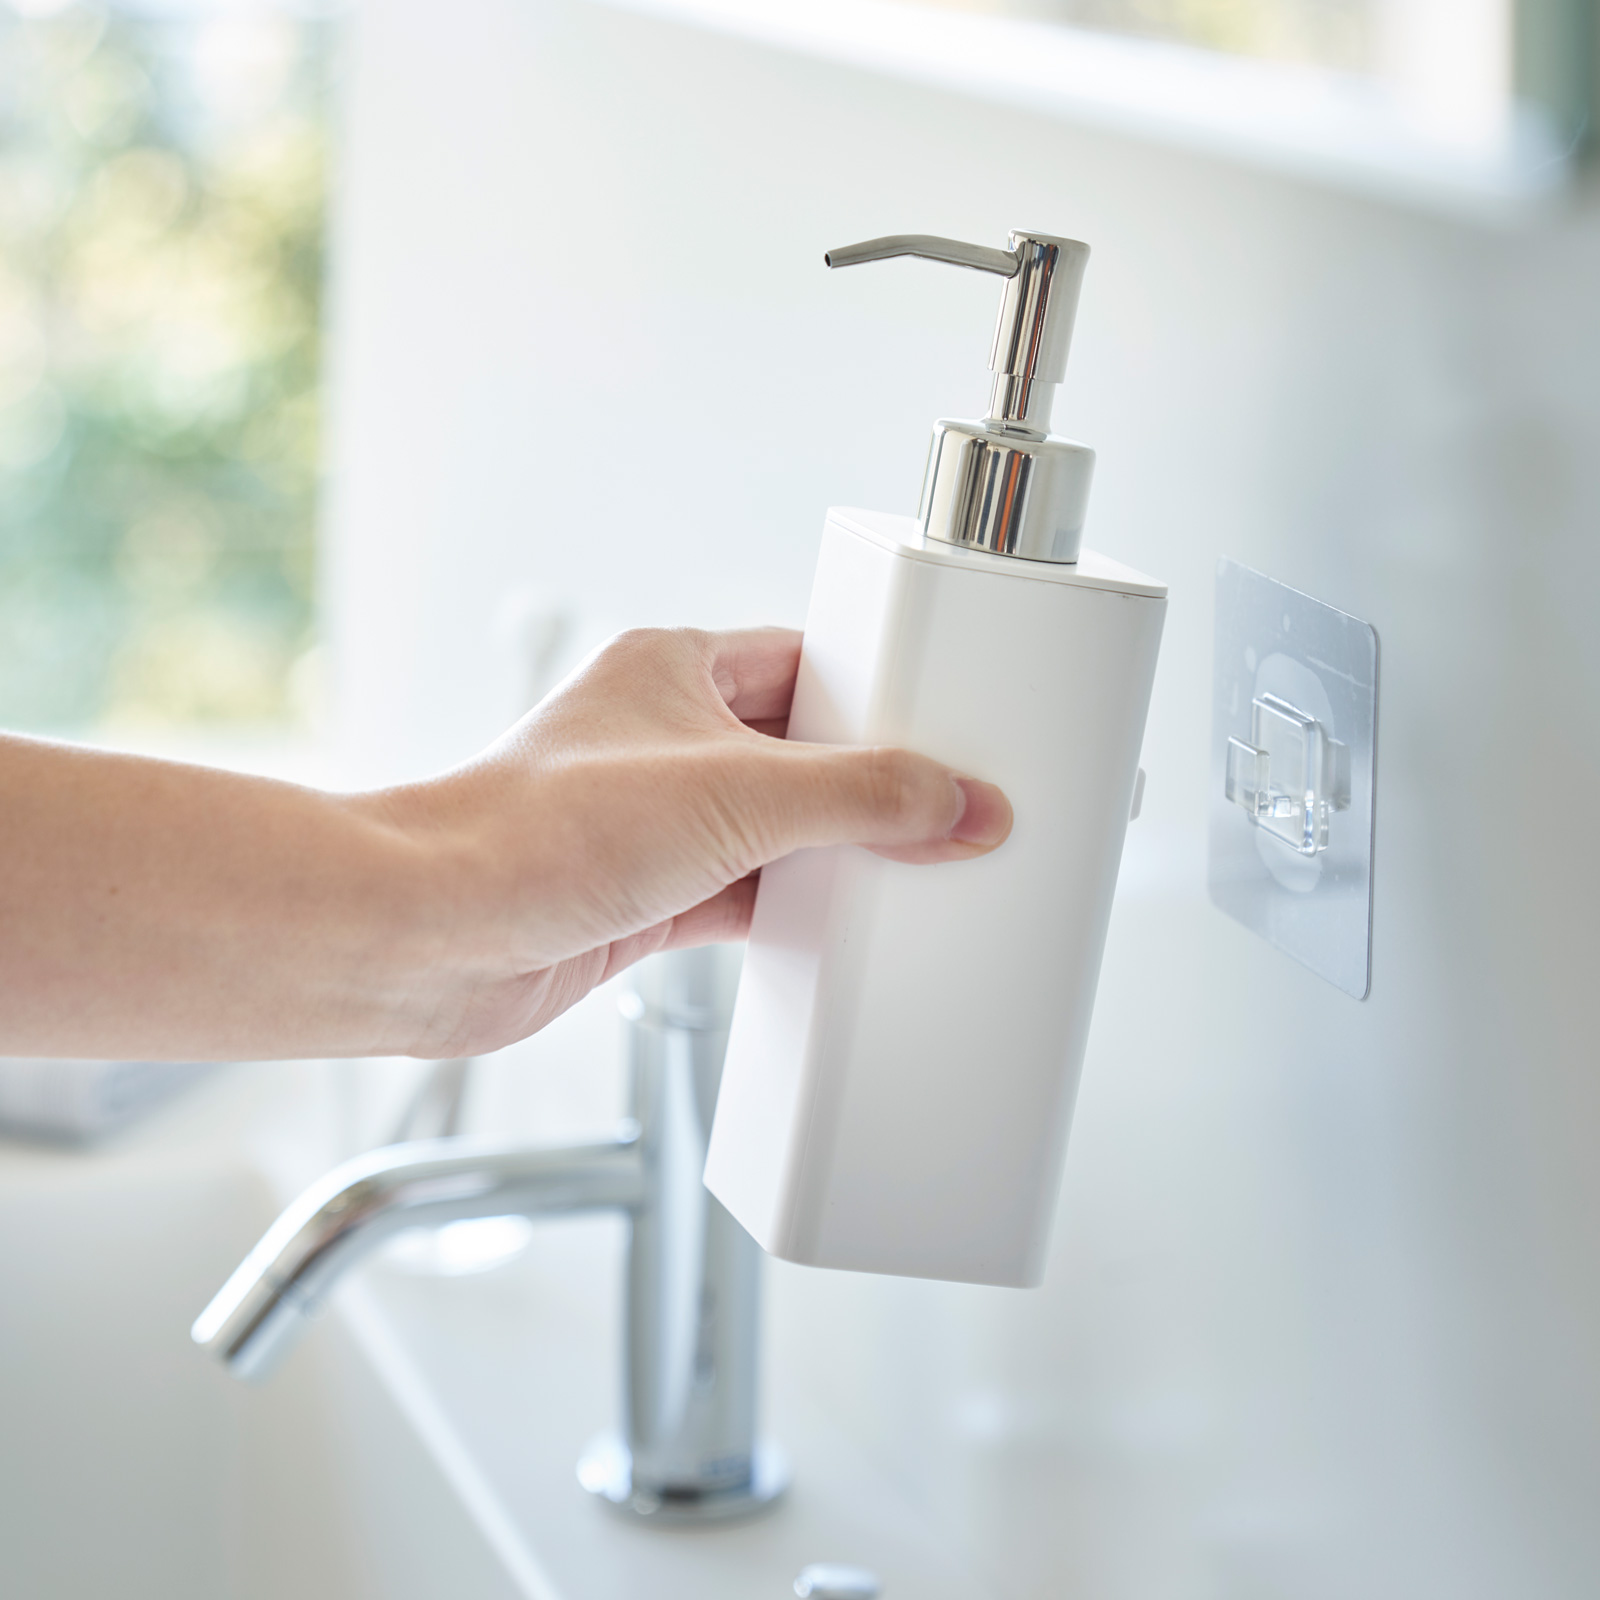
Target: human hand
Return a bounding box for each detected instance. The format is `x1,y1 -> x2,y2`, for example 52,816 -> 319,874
370,626 -> 1012,1056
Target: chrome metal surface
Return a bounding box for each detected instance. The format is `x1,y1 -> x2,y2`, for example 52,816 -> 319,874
824,233 -> 1018,278
619,949 -> 763,1502
918,418 -> 1093,566
985,232 -> 1087,427
794,1563 -> 884,1599
389,1055 -> 473,1142
194,947 -> 784,1519
192,1132 -> 645,1381
578,1432 -> 790,1523
825,228 -> 1094,563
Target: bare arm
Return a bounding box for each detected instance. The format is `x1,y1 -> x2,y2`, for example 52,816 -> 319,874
0,627 -> 1010,1061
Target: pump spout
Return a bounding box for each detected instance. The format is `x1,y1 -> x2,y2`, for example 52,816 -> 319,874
824,234 -> 1020,277
823,230 -> 1088,435
823,228 -> 1094,564
984,232 -> 1089,434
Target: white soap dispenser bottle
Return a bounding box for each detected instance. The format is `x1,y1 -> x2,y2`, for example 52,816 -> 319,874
704,232 -> 1167,1288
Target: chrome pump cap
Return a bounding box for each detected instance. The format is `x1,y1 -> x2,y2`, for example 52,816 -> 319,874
825,230 -> 1094,564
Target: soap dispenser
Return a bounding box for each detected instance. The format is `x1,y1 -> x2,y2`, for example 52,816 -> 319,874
703,231 -> 1167,1288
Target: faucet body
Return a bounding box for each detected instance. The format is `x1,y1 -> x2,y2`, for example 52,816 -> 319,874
193,947 -> 786,1521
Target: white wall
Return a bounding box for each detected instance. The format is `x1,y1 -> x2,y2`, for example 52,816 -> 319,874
323,3 -> 1600,1594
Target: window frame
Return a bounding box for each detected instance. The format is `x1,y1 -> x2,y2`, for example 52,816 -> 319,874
589,0 -> 1595,220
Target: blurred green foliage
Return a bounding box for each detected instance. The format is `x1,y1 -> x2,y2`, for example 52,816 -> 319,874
0,1 -> 330,731
924,0 -> 1375,71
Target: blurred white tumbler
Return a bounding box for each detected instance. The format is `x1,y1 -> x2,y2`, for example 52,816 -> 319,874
704,232 -> 1167,1287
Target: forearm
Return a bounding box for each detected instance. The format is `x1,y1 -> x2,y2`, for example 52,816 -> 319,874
0,735 -> 464,1060
0,628 -> 1010,1064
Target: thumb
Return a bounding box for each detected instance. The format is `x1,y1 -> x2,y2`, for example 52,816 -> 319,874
741,741 -> 1013,866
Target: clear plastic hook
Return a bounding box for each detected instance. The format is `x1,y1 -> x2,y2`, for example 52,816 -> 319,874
1225,692 -> 1350,856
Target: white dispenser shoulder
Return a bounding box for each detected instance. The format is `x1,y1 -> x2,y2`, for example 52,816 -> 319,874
704,232 -> 1168,1288
825,505 -> 1166,597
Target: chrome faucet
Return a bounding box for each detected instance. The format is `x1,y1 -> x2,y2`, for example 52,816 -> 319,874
192,945 -> 787,1522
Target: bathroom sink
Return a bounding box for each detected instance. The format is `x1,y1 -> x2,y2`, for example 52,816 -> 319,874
326,1220 -> 991,1600
1,1055 -> 993,1600
0,1065 -> 379,1600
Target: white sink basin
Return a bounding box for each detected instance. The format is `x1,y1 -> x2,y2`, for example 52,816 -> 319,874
0,1065 -> 375,1599
1,1060 -> 994,1600
327,1219 -> 991,1600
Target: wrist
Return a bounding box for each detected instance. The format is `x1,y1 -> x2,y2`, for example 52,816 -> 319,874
340,775 -> 509,1057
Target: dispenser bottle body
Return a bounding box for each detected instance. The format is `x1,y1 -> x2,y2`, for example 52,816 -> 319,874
704,508 -> 1166,1287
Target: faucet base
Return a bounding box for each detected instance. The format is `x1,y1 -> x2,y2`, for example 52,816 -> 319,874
577,1433 -> 789,1524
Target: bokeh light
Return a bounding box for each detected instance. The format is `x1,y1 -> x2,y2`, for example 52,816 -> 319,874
919,0 -> 1375,72
0,0 -> 332,731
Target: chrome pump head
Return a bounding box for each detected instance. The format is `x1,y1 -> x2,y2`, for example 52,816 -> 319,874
825,230 -> 1094,564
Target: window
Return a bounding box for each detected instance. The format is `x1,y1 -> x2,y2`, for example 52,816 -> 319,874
923,0 -> 1591,156
924,0 -> 1375,71
600,0 -> 1591,211
0,1 -> 333,734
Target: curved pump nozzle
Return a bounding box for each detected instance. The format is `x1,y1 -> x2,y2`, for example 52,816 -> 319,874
823,234 -> 1021,277
823,230 -> 1094,565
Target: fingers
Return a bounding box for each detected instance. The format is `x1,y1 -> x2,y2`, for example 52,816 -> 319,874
691,632 -> 1012,866
737,741 -> 1013,867
692,631 -> 1012,862
703,628 -> 803,723
869,774 -> 1013,864
664,875 -> 760,946
592,878 -> 758,988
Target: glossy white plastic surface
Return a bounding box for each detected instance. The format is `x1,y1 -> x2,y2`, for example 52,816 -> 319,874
705,509 -> 1166,1287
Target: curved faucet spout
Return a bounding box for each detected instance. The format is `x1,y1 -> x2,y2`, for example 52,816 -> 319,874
192,945 -> 783,1521
192,1127 -> 644,1380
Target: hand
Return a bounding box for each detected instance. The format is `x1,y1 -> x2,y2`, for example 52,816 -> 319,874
368,626 -> 1013,1056
0,627 -> 1010,1061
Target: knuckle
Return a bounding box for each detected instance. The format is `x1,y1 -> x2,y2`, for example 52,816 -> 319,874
601,626 -> 672,663
862,746 -> 923,820
690,745 -> 772,872
598,626 -> 712,680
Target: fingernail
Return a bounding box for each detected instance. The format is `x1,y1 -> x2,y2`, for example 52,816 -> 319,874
948,777 -> 1013,848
